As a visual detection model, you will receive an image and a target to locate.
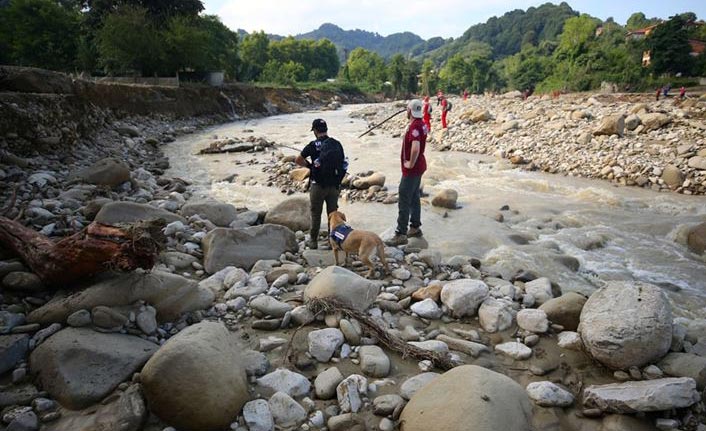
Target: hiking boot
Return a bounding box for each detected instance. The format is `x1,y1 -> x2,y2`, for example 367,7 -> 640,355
385,233 -> 408,246
407,227 -> 423,238
306,239 -> 318,250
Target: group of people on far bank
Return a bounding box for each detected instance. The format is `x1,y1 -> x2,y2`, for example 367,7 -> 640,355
295,97 -> 434,252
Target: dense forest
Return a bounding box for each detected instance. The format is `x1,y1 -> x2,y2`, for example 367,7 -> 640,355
0,0 -> 704,95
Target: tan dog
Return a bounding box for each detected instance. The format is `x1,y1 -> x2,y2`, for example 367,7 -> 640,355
328,210 -> 390,278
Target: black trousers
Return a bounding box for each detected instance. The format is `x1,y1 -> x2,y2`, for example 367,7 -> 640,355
309,183 -> 339,239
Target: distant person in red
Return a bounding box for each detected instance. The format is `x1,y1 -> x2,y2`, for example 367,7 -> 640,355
440,96 -> 449,129
679,86 -> 686,99
463,88 -> 469,102
422,96 -> 432,132
655,88 -> 660,101
436,89 -> 443,106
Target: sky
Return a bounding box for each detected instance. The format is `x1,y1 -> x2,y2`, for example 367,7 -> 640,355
203,0 -> 706,40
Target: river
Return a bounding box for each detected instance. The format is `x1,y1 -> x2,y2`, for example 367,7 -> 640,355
166,104 -> 706,319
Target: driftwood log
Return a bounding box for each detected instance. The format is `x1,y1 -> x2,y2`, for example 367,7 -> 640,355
0,216 -> 165,287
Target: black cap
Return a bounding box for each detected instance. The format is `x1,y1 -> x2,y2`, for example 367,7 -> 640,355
311,119 -> 328,132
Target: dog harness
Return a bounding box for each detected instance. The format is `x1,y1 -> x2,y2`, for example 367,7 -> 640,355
330,224 -> 353,247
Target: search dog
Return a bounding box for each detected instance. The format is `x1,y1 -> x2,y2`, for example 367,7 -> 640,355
327,210 -> 390,278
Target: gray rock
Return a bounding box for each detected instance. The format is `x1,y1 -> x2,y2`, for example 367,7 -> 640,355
29,328 -> 157,409
308,328 -> 344,362
593,114 -> 625,137
557,331 -> 583,350
44,384 -> 146,431
583,377 -> 700,413
0,260 -> 26,279
257,368 -> 311,398
242,350 -> 270,377
0,334 -> 29,374
91,306 -> 128,330
6,409 -> 38,431
140,322 -> 249,431
336,374 -> 367,413
202,225 -> 298,273
658,353 -> 706,389
0,312 -> 26,334
269,392 -> 306,428
359,345 -> 390,377
304,266 -> 379,311
72,158 -> 130,188
579,281 -> 672,369
160,251 -> 198,270
440,279 -> 489,317
302,250 -> 335,268
66,309 -> 91,327
243,399 -> 275,431
662,164 -> 684,189
526,381 -> 574,407
290,306 -> 315,326
181,199 -> 238,227
538,292 -> 586,331
373,394 -> 404,416
136,307 -> 157,335
28,270 -> 213,324
400,365 -> 532,431
435,334 -> 489,357
0,384 -> 38,409
516,309 -> 549,333
409,340 -> 449,353
687,222 -> 706,255
524,278 -> 553,305
400,373 -> 440,400
495,342 -> 532,360
250,295 -> 293,318
431,189 -> 458,209
264,197 -> 311,232
339,319 -> 361,345
2,272 -> 43,292
315,367 -> 344,400
478,298 -> 514,333
95,201 -> 184,225
410,298 -> 442,320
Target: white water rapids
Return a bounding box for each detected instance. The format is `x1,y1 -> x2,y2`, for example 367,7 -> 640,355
166,104 -> 706,318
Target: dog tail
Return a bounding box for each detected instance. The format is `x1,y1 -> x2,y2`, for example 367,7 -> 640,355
377,238 -> 390,274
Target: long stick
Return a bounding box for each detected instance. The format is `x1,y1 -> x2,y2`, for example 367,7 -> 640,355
358,109 -> 406,138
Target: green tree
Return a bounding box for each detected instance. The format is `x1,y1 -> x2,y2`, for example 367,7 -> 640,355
198,15 -> 238,78
387,54 -> 406,96
404,59 -> 420,94
344,48 -> 385,91
96,5 -> 163,75
420,59 -> 437,96
0,0 -> 81,70
439,54 -> 470,92
646,15 -> 694,75
162,15 -> 209,73
626,12 -> 650,31
239,31 -> 270,81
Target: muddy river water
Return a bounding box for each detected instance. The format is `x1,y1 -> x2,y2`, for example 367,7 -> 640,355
166,104 -> 706,319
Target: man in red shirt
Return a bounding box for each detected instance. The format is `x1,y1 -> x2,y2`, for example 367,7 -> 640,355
440,96 -> 449,129
422,96 -> 432,132
386,99 -> 428,246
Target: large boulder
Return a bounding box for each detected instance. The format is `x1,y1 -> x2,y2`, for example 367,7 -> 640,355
687,222 -> 706,255
181,199 -> 238,227
202,225 -> 298,273
0,334 -> 29,374
431,189 -> 459,209
303,266 -> 379,311
45,384 -> 147,431
593,115 -> 625,137
399,365 -> 532,431
140,321 -> 250,431
28,270 -> 213,324
639,113 -> 671,131
72,158 -> 130,188
95,201 -> 184,225
579,281 -> 672,369
440,279 -> 488,318
661,164 -> 684,189
538,292 -> 587,331
583,377 -> 700,413
30,328 -> 157,409
264,198 -> 311,232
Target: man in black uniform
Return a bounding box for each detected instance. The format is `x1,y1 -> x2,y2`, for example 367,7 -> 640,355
295,119 -> 346,249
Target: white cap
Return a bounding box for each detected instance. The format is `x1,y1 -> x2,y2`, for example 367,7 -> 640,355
407,99 -> 423,119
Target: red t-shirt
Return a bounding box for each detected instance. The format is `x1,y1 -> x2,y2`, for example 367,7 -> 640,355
423,102 -> 432,119
401,118 -> 427,177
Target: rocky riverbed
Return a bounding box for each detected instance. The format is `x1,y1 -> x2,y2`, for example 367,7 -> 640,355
1,72 -> 706,431
355,92 -> 706,195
